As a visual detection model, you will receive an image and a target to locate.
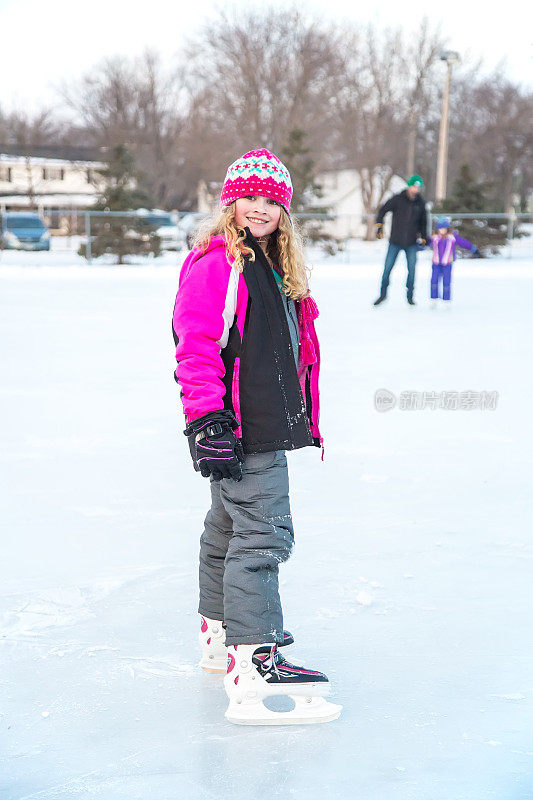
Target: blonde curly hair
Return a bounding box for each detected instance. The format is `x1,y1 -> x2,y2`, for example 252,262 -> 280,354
193,203 -> 309,300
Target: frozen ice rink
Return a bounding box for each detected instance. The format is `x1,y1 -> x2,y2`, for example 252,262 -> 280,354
1,239 -> 532,799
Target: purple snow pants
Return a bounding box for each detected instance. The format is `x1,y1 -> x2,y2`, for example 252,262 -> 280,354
431,264 -> 453,300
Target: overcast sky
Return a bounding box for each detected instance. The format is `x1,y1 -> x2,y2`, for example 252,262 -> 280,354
0,0 -> 531,113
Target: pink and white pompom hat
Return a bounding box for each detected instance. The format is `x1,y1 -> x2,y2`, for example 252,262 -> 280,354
220,148 -> 293,214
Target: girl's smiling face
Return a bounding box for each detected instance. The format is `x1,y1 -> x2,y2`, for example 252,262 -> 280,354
234,195 -> 281,238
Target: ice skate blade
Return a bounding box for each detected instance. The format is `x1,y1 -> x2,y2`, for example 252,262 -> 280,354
199,657 -> 226,674
225,696 -> 342,726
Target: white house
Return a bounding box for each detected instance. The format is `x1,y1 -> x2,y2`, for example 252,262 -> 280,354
0,146 -> 106,232
316,168 -> 406,240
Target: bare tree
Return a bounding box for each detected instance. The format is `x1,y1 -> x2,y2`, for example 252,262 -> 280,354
402,20 -> 444,176
472,78 -> 532,212
447,69 -> 533,211
134,51 -> 189,207
60,56 -> 141,146
52,10 -> 530,220
1,107 -> 60,146
336,25 -> 408,238
61,51 -> 190,207
183,8 -> 347,178
0,109 -> 62,206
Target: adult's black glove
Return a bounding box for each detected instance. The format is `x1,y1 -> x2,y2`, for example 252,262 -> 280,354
184,409 -> 244,481
375,223 -> 384,240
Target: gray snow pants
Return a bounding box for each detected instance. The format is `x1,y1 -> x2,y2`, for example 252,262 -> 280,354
198,450 -> 294,646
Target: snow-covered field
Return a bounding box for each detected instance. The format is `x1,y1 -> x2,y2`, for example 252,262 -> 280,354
1,238 -> 532,799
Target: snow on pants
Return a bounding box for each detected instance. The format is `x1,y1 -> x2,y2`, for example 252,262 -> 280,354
431,263 -> 453,300
198,450 -> 294,646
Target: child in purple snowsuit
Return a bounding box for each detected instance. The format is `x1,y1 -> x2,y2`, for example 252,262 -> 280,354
429,217 -> 480,302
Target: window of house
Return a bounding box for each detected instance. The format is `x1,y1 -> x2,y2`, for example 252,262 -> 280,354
0,167 -> 12,182
46,167 -> 64,180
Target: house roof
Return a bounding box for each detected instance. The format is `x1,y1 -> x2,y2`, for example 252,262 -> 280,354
0,144 -> 105,163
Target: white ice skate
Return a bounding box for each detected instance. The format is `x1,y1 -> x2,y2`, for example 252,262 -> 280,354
199,616 -> 227,673
224,644 -> 342,725
199,617 -> 295,674
430,300 -> 438,309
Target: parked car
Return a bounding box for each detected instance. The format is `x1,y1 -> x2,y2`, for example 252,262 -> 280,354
136,210 -> 181,251
136,210 -> 203,251
1,212 -> 51,251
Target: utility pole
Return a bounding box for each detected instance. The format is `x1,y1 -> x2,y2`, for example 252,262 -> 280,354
435,50 -> 460,203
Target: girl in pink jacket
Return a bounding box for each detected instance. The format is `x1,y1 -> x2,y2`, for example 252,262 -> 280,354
172,149 -> 341,725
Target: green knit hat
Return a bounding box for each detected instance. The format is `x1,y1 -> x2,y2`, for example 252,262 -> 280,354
407,174 -> 423,188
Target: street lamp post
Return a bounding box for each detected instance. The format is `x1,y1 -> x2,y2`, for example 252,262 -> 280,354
435,50 -> 460,203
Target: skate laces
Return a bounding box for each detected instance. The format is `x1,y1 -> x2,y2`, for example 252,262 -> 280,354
269,645 -> 281,679
255,644 -> 281,678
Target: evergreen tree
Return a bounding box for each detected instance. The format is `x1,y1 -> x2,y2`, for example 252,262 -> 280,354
79,144 -> 160,264
435,164 -> 507,256
281,129 -> 323,212
281,129 -> 335,251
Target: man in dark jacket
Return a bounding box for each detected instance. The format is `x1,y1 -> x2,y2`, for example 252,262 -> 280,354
373,175 -> 428,306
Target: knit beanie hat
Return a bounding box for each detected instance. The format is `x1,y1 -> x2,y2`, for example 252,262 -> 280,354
407,174 -> 423,188
435,216 -> 451,229
220,148 -> 293,213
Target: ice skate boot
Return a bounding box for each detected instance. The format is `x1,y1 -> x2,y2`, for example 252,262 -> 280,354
199,617 -> 294,674
254,630 -> 294,655
224,644 -> 342,725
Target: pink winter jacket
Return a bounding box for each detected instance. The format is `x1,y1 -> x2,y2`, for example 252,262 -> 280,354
172,236 -> 322,448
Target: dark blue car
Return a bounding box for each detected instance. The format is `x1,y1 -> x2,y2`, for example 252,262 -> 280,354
1,212 -> 51,251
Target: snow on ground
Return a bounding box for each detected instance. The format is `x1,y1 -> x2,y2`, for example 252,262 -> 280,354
1,237 -> 532,799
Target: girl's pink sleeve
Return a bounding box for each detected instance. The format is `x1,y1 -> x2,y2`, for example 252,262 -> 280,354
172,253 -> 236,423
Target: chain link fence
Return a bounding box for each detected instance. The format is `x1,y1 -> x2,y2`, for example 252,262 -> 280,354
1,208 -> 531,263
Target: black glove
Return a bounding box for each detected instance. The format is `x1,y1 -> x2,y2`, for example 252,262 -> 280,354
184,410 -> 244,481
472,247 -> 482,258
375,223 -> 384,240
